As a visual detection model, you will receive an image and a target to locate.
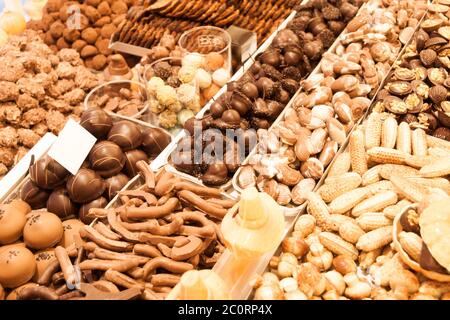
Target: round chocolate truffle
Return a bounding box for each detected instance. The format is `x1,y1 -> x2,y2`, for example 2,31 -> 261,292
46,188 -> 78,219
20,180 -> 50,210
30,156 -> 69,190
88,141 -> 126,178
141,128 -> 171,158
104,173 -> 129,200
107,121 -> 143,151
78,197 -> 108,224
66,168 -> 106,204
80,107 -> 113,139
124,149 -> 149,177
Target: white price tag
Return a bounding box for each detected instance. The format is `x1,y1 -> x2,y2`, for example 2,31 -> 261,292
47,119 -> 97,175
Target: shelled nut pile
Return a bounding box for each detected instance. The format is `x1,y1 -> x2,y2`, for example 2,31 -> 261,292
0,31 -> 99,178
373,4 -> 450,140
253,112 -> 450,300
234,0 -> 428,206
171,0 -> 366,187
28,0 -> 139,70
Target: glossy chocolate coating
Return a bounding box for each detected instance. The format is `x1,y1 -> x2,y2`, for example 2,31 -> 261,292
123,149 -> 149,177
66,168 -> 106,204
78,197 -> 108,224
104,173 -> 129,200
201,163 -> 229,186
107,121 -> 143,151
47,188 -> 79,218
30,156 -> 69,190
141,128 -> 171,158
20,180 -> 50,209
80,107 -> 113,139
88,141 -> 126,178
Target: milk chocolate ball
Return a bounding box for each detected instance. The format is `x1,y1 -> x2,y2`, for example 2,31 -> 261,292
201,163 -> 229,186
107,121 -> 143,151
124,149 -> 149,177
66,168 -> 106,203
46,188 -> 78,219
30,156 -> 69,190
88,141 -> 126,178
141,128 -> 171,158
20,180 -> 50,209
104,173 -> 129,200
221,109 -> 241,126
80,107 -> 113,139
79,197 -> 108,224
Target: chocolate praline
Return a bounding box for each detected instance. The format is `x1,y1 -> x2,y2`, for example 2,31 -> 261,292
107,121 -> 143,151
30,155 -> 69,190
78,197 -> 108,224
201,163 -> 229,186
66,168 -> 106,204
123,149 -> 149,177
47,188 -> 79,219
141,128 -> 171,158
210,102 -> 225,119
221,109 -> 241,126
80,107 -> 113,139
104,173 -> 129,200
88,141 -> 126,178
20,180 -> 50,209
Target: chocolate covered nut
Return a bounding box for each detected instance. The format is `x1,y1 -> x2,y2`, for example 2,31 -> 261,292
88,141 -> 126,178
47,188 -> 79,219
104,173 -> 129,200
66,168 -> 106,204
79,197 -> 108,224
80,107 -> 113,139
123,149 -> 149,177
141,128 -> 171,158
107,121 -> 143,151
30,155 -> 69,190
20,180 -> 50,209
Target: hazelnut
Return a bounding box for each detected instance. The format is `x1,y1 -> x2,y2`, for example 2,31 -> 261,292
85,6 -> 101,23
101,24 -> 116,39
49,21 -> 65,39
111,1 -> 128,14
80,45 -> 98,58
88,54 -> 107,71
63,29 -> 80,43
429,85 -> 448,104
72,39 -> 87,53
98,1 -> 111,16
81,28 -> 98,44
282,237 -> 309,258
56,37 -> 70,50
420,49 -> 437,66
95,38 -> 112,55
94,16 -> 111,27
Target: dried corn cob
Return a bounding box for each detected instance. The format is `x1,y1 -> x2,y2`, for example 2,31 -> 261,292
328,151 -> 351,177
365,112 -> 382,149
356,226 -> 393,252
420,157 -> 450,178
412,129 -> 428,157
306,192 -> 332,231
329,187 -> 371,215
319,232 -> 359,260
378,164 -> 419,180
356,212 -> 392,231
318,174 -> 362,202
396,122 -> 411,154
339,221 -> 365,244
383,199 -> 412,220
367,147 -> 407,165
426,135 -> 450,150
328,214 -> 356,232
427,147 -> 450,158
352,191 -> 398,217
407,177 -> 450,194
398,231 -> 422,263
381,116 -> 397,149
365,180 -> 394,195
349,129 -> 368,176
361,166 -> 381,186
405,154 -> 438,169
389,175 -> 429,203
325,172 -> 361,185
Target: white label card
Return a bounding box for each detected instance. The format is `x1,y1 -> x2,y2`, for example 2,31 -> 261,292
47,119 -> 97,175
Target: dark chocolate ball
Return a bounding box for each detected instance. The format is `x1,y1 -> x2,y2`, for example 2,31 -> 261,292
30,155 -> 69,190
78,197 -> 108,224
104,173 -> 129,200
123,149 -> 149,177
221,109 -> 241,126
66,168 -> 106,204
47,188 -> 78,218
20,180 -> 50,209
80,107 -> 113,139
107,121 -> 143,151
88,141 -> 126,178
141,128 -> 171,158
